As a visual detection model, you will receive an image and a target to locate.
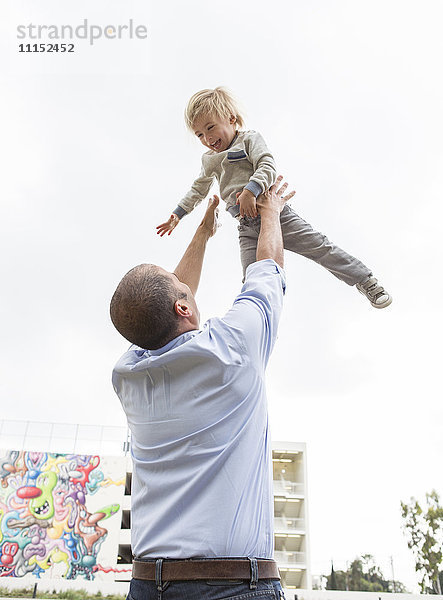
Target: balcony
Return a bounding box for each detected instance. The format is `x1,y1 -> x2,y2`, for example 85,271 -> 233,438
114,564 -> 132,582
273,479 -> 304,496
274,516 -> 305,533
119,528 -> 132,545
274,550 -> 306,567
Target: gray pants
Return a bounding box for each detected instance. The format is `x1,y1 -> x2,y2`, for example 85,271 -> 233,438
238,205 -> 371,285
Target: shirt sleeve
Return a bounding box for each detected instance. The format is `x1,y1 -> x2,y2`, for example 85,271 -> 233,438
220,259 -> 286,368
173,163 -> 215,218
244,132 -> 277,197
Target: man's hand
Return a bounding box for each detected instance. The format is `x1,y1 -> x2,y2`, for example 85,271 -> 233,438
236,188 -> 258,218
199,195 -> 220,239
156,214 -> 180,237
173,195 -> 220,296
257,176 -> 295,215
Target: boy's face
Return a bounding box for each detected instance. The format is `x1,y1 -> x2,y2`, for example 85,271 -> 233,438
192,114 -> 237,153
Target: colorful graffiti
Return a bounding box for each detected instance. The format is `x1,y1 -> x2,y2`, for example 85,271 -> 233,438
0,451 -> 121,580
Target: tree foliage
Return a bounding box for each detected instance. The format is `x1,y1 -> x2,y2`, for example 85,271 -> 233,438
328,562 -> 338,590
401,489 -> 443,594
325,555 -> 406,592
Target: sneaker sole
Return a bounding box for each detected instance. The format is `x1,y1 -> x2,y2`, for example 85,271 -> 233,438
356,286 -> 393,309
371,296 -> 392,309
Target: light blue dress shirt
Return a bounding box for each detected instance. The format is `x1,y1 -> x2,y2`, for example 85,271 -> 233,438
112,259 -> 286,559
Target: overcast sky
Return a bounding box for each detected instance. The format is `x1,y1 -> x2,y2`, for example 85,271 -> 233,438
1,0 -> 442,592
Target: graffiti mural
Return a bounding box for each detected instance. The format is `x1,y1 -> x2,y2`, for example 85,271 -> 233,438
0,450 -> 125,580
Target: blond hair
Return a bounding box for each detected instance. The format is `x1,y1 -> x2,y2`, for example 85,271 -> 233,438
185,87 -> 245,130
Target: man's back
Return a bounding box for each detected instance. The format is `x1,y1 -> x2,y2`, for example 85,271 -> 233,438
112,259 -> 285,560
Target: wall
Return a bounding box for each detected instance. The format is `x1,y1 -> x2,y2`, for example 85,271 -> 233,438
0,449 -> 127,582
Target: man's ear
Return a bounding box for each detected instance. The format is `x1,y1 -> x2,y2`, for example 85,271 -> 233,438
174,300 -> 193,318
230,114 -> 236,124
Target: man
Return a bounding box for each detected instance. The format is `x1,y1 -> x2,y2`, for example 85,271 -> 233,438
111,177 -> 293,600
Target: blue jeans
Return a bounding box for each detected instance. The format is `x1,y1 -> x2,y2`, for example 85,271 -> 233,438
127,577 -> 286,599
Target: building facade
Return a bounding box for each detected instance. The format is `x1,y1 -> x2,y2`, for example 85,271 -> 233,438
272,441 -> 311,590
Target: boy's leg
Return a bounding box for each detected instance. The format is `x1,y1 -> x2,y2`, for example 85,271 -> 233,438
279,205 -> 371,286
238,218 -> 261,279
238,208 -> 391,307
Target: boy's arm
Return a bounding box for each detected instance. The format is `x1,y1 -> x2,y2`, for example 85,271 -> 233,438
244,131 -> 278,197
156,166 -> 215,236
236,131 -> 277,218
173,166 -> 215,219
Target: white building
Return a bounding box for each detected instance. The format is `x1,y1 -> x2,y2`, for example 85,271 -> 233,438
273,441 -> 311,591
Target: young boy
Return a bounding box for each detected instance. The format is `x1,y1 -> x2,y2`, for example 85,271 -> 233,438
156,87 -> 392,308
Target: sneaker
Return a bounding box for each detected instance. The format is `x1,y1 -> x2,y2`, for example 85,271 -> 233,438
356,276 -> 392,309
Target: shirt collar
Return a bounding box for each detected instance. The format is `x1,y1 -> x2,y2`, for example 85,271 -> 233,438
147,329 -> 200,356
226,131 -> 239,150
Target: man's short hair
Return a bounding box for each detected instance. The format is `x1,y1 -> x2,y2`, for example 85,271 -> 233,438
110,264 -> 186,350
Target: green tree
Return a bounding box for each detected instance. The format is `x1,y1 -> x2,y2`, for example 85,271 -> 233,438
326,565 -> 347,591
401,489 -> 443,594
325,554 -> 406,592
328,562 -> 338,590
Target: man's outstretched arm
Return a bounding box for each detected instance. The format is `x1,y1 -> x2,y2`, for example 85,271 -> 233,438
220,177 -> 294,366
256,176 -> 294,268
173,195 -> 220,296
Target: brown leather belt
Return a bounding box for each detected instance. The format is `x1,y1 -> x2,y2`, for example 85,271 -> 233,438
132,558 -> 280,581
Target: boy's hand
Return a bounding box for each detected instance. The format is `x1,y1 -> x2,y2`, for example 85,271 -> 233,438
236,188 -> 258,218
156,214 -> 180,237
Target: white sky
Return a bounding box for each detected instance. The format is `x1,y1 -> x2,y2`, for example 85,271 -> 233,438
1,0 -> 442,593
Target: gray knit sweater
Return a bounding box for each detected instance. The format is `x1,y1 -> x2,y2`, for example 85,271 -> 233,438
173,130 -> 277,219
